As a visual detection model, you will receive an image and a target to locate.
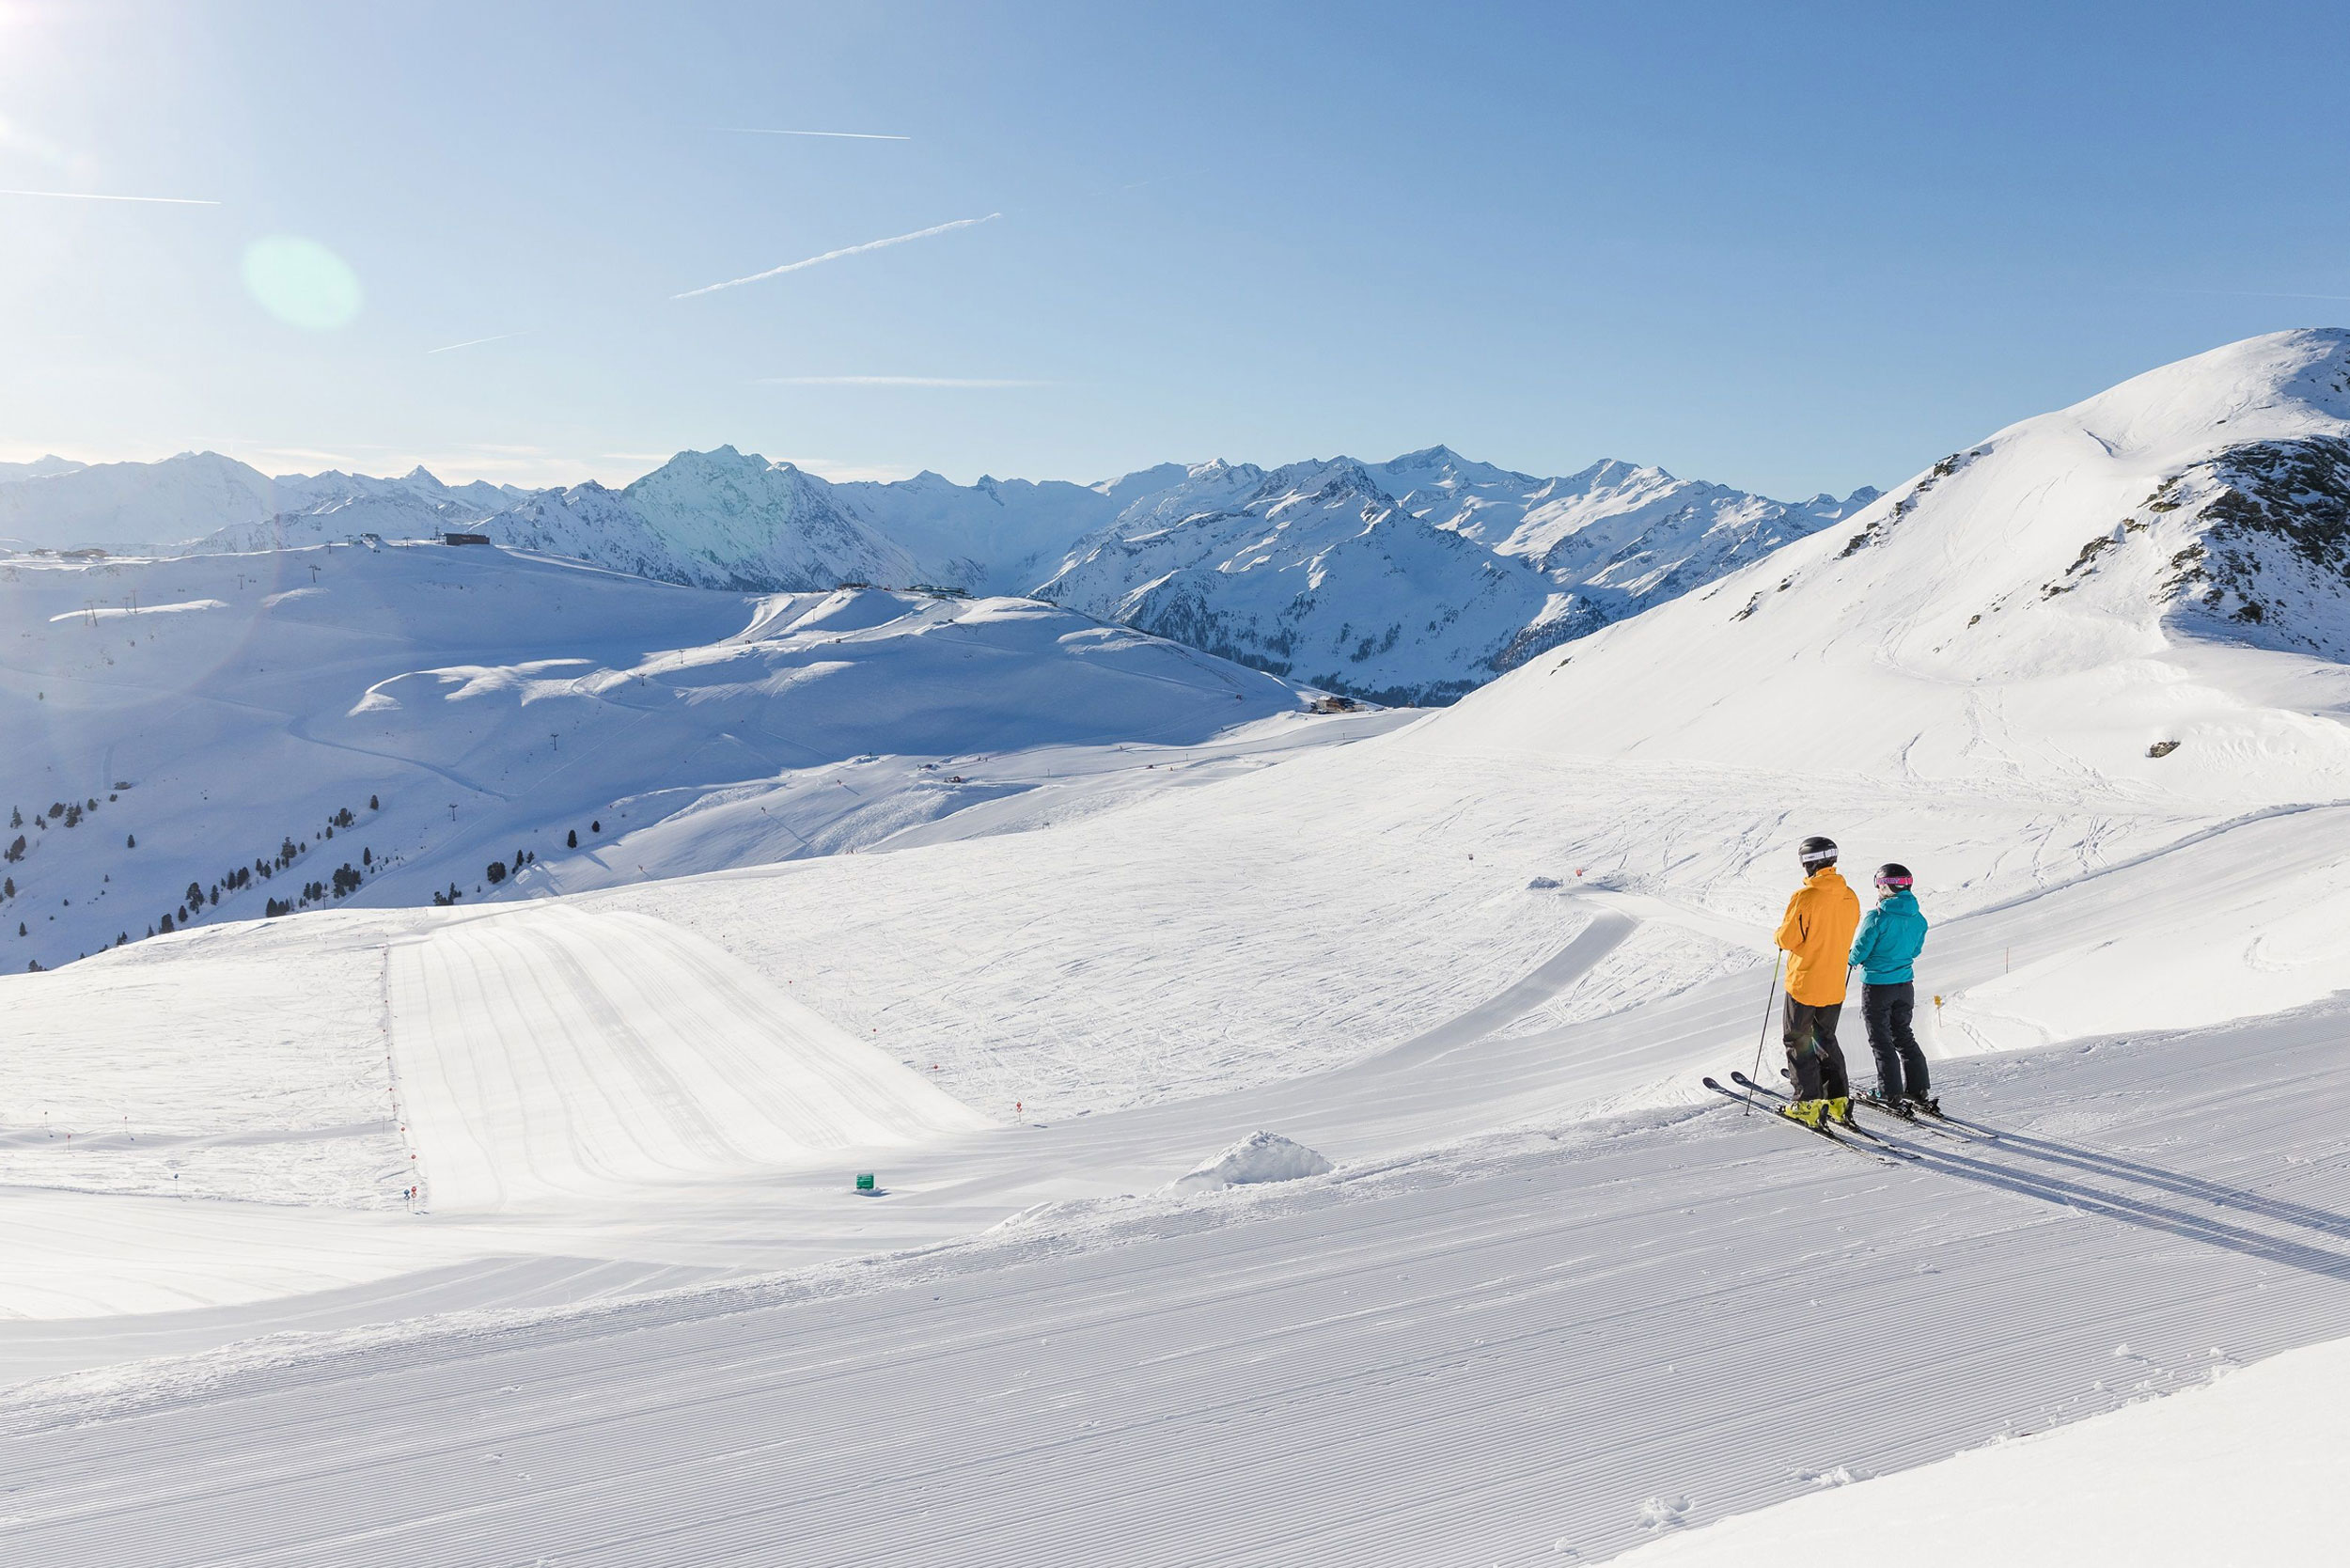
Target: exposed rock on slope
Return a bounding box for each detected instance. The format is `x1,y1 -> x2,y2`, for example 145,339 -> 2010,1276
2078,435 -> 2350,658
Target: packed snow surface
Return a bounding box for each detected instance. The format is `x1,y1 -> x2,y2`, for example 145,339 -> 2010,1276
6,331 -> 2350,1562
7,993 -> 2349,1564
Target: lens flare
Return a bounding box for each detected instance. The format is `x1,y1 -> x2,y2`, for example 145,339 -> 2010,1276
242,236 -> 363,331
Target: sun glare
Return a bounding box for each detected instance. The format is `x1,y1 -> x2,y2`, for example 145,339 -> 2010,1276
241,235 -> 363,332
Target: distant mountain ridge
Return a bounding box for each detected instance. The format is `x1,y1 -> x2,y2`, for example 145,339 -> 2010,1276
0,442 -> 1874,703
0,452 -> 531,554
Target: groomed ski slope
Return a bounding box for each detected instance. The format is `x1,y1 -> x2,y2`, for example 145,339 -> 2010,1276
5,995 -> 2347,1566
388,907 -> 988,1213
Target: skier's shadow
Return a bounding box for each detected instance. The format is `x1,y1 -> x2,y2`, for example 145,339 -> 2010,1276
1900,1135 -> 2350,1284
1958,1121 -> 2350,1244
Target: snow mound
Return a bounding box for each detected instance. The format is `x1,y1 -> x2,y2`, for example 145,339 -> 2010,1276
1167,1130 -> 1333,1194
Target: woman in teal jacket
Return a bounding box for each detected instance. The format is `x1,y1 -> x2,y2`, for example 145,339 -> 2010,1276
1848,863 -> 1934,1111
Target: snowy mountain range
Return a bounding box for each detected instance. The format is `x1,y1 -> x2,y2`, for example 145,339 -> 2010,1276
1037,448 -> 1876,703
0,444 -> 1872,703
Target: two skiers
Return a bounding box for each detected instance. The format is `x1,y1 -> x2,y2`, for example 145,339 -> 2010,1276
1772,838 -> 1935,1128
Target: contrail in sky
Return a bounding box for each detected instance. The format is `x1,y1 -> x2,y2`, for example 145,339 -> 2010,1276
673,213 -> 1001,299
757,375 -> 1047,387
427,332 -> 527,354
0,188 -> 219,205
2153,286 -> 2350,302
730,128 -> 912,141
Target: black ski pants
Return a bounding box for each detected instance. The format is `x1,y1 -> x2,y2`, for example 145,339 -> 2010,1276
1863,981 -> 1930,1102
1782,996 -> 1850,1103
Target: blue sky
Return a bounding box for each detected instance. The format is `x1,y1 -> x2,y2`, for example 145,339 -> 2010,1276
3,0 -> 2347,495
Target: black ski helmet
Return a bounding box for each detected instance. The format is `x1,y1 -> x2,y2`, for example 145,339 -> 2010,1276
1874,862 -> 1914,891
1797,836 -> 1838,870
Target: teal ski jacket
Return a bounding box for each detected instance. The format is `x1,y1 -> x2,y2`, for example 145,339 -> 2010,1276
1847,888 -> 1927,985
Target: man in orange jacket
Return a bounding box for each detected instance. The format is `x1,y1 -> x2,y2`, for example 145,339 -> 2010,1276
1775,835 -> 1862,1128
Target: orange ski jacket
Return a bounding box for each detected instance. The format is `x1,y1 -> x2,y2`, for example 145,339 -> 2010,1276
1776,867 -> 1861,1006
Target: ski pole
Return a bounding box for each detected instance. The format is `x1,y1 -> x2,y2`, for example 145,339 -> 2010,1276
1744,951 -> 1781,1116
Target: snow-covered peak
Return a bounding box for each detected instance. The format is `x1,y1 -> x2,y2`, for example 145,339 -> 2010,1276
0,455 -> 85,481
2034,326 -> 2350,460
1559,456 -> 1672,490
1375,444 -> 1526,489
1090,461 -> 1194,508
627,444 -> 789,489
488,449 -> 916,593
1252,456 -> 1391,514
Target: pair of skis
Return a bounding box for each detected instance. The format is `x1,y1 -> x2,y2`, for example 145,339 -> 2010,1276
1708,1070 -> 1995,1163
1702,1073 -> 1923,1163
